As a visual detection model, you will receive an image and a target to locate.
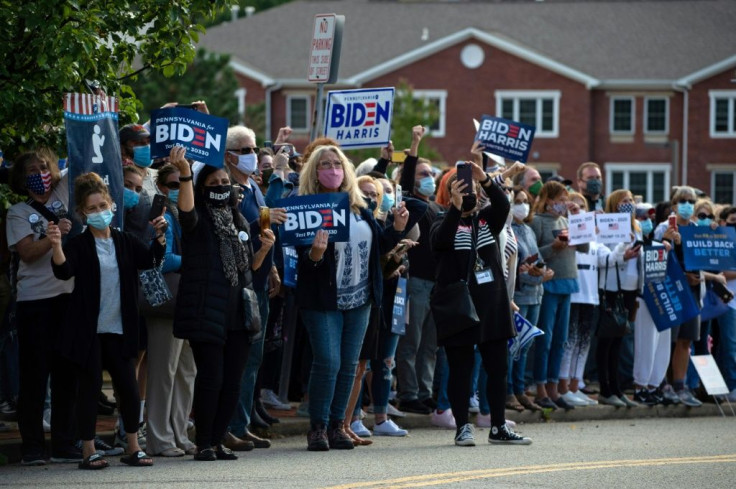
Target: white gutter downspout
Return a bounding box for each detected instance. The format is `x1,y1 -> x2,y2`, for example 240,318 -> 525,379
682,87 -> 689,186
264,82 -> 283,140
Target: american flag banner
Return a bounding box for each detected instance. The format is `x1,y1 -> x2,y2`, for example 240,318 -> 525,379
63,92 -> 124,233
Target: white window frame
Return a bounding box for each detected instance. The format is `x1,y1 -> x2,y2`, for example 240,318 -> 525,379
494,90 -> 561,138
711,169 -> 736,203
643,96 -> 669,135
709,90 -> 736,138
286,94 -> 310,132
605,163 -> 671,204
413,89 -> 447,138
610,96 -> 635,135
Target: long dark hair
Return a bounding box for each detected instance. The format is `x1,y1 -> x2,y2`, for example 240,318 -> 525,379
194,164 -> 247,230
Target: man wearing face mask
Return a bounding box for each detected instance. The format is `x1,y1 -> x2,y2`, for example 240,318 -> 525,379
394,125 -> 443,415
576,162 -> 604,213
119,124 -> 158,240
512,166 -> 543,203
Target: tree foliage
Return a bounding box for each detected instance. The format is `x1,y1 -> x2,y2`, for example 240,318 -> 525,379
0,1 -> 236,158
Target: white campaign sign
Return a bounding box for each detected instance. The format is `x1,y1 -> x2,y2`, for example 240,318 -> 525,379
324,88 -> 394,149
690,354 -> 730,396
307,14 -> 337,82
596,212 -> 632,244
568,211 -> 596,245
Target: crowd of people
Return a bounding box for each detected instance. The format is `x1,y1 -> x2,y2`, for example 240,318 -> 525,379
0,101 -> 735,467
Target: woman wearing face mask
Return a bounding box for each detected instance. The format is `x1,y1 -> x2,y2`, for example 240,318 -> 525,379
430,161 -> 531,447
296,145 -> 410,451
48,172 -> 167,469
122,166 -> 143,212
143,163 -> 197,457
530,181 -> 589,410
167,146 -> 275,461
6,152 -> 78,465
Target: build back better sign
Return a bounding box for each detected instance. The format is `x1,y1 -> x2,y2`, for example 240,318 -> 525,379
679,226 -> 736,271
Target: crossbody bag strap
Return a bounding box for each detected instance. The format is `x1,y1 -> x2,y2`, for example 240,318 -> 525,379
466,219 -> 478,283
26,198 -> 60,224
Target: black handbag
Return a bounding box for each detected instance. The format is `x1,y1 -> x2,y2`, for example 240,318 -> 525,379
431,223 -> 481,341
242,287 -> 262,335
597,256 -> 630,338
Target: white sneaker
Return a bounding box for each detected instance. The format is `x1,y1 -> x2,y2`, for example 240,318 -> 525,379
260,389 -> 292,411
571,390 -> 598,405
560,390 -> 589,407
350,419 -> 371,437
468,394 -> 480,414
386,403 -> 406,418
475,413 -> 491,428
373,419 -> 408,437
431,409 -> 457,429
454,423 -> 476,447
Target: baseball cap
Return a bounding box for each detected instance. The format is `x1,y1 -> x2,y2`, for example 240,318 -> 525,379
119,124 -> 150,145
635,203 -> 656,219
546,174 -> 573,186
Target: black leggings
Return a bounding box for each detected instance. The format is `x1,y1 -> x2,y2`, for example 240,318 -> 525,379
597,290 -> 637,398
445,339 -> 508,429
77,334 -> 139,441
190,330 -> 250,449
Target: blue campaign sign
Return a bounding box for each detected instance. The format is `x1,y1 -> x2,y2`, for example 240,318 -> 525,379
391,277 -> 408,335
508,312 -> 544,360
150,107 -> 229,167
324,88 -> 394,149
282,245 -> 299,288
642,253 -> 700,332
64,93 -> 124,232
643,245 -> 668,284
679,226 -> 736,271
474,115 -> 536,163
275,193 -> 351,247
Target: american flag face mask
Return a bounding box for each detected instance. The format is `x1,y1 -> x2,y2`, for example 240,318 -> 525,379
26,172 -> 52,195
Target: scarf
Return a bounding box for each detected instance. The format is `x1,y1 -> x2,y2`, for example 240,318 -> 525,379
207,204 -> 248,287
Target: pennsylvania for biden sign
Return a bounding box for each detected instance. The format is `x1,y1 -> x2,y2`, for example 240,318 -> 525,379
150,107 -> 230,167
475,115 -> 535,163
324,88 -> 394,149
276,193 -> 351,247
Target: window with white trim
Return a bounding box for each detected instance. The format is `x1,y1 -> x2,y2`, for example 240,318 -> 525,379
605,163 -> 670,204
610,96 -> 635,134
644,97 -> 668,134
286,95 -> 310,131
495,90 -> 560,138
413,90 -> 447,137
711,170 -> 736,204
709,90 -> 736,138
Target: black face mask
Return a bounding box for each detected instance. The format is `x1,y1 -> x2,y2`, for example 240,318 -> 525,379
261,168 -> 274,183
727,222 -> 736,228
204,185 -> 231,207
364,197 -> 377,212
461,194 -> 477,212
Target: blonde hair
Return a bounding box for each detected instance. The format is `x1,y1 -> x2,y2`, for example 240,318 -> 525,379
299,145 -> 366,213
532,181 -> 568,215
695,198 -> 715,216
568,191 -> 589,212
357,175 -> 383,217
605,189 -> 640,232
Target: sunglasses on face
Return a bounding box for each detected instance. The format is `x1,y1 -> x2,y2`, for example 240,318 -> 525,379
697,212 -> 715,220
163,182 -> 180,190
678,199 -> 696,205
229,146 -> 259,155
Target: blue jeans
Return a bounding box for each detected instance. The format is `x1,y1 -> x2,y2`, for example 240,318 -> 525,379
370,329 -> 400,414
229,287 -> 270,436
534,292 -> 571,384
302,303 -> 371,426
715,309 -> 736,391
509,303 -> 541,394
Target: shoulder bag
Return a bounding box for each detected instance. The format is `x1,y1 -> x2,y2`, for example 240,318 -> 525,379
597,256 -> 630,338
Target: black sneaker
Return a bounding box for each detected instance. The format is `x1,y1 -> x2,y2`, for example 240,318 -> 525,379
51,446 -> 83,463
327,421 -> 354,450
633,389 -> 658,406
553,396 -> 575,411
399,399 -> 431,415
649,388 -> 665,405
307,426 -> 329,451
489,424 -> 532,445
421,397 -> 438,411
194,447 -> 216,461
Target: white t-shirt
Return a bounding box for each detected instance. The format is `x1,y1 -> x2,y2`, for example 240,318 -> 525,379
6,178 -> 74,301
334,212 -> 373,310
572,241 -> 611,305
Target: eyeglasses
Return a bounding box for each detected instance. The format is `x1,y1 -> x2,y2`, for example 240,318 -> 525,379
163,182 -> 180,190
229,146 -> 259,155
698,212 -> 715,220
363,191 -> 378,199
318,160 -> 343,169
678,199 -> 696,204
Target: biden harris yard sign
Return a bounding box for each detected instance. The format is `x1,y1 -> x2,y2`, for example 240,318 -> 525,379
474,115 -> 536,163
150,107 -> 229,167
324,88 -> 394,149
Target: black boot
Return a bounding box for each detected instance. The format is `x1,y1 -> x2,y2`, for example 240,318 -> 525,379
255,398 -> 280,425
250,405 -> 270,429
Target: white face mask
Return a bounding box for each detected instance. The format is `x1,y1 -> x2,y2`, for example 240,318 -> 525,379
512,203 -> 530,220
232,152 -> 258,174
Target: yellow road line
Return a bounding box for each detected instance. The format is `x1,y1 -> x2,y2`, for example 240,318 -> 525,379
323,454 -> 736,489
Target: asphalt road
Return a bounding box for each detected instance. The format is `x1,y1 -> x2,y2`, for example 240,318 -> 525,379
2,417 -> 735,488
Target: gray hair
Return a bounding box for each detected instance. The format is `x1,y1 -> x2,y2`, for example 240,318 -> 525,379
226,125 -> 256,149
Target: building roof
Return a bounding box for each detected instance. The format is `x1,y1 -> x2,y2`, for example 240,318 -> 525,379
198,0 -> 736,87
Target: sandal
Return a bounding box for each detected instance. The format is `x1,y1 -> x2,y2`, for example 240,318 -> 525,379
78,453 -> 109,470
120,450 -> 153,467
344,426 -> 373,446
516,393 -> 543,411
505,394 -> 525,412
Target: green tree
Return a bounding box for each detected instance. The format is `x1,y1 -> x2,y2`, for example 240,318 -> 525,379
0,1 -> 235,157
130,48 -> 241,124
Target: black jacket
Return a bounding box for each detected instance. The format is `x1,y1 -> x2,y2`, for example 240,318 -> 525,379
173,203 -> 254,345
52,227 -> 164,366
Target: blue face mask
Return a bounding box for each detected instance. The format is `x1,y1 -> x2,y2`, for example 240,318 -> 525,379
640,218 -> 653,236
584,179 -> 602,196
618,202 -> 635,215
123,188 -> 139,210
697,218 -> 711,227
168,189 -> 179,205
132,145 -> 152,168
380,193 -> 394,213
86,209 -> 114,230
417,176 -> 436,197
677,202 -> 694,220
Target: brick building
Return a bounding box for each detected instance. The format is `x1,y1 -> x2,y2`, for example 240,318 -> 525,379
199,0 -> 736,204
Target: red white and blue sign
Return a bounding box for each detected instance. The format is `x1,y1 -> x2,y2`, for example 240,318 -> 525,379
642,253 -> 700,332
324,88 -> 394,149
474,115 -> 535,163
276,192 -> 351,246
150,107 -> 230,168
